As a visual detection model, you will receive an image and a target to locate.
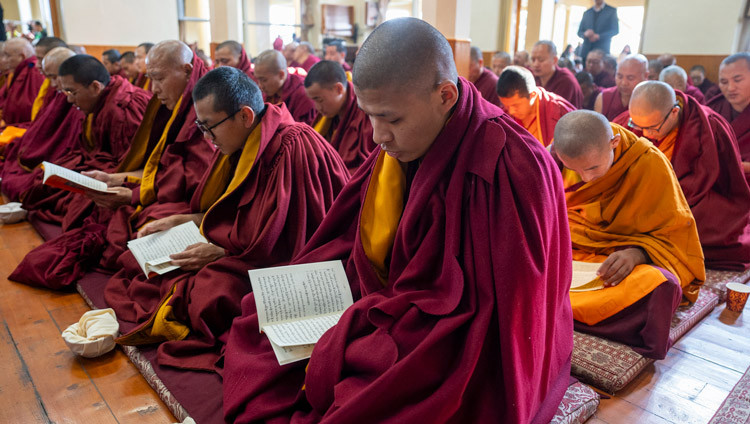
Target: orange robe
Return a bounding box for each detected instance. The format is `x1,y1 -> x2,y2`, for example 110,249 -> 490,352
567,123 -> 705,326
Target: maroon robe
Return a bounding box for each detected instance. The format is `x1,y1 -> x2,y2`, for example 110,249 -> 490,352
1,91 -> 85,200
341,61 -> 352,72
471,68 -> 501,107
708,95 -> 750,184
313,81 -> 375,173
223,79 -> 573,423
265,72 -> 317,126
104,103 -> 349,372
9,59 -> 213,290
536,66 -> 583,109
0,56 -> 45,126
20,75 -> 151,225
298,54 -> 321,72
684,84 -> 705,104
134,73 -> 150,90
698,79 -> 720,100
583,85 -> 602,111
600,85 -> 628,121
593,71 -> 615,88
532,86 -> 576,146
615,91 -> 750,270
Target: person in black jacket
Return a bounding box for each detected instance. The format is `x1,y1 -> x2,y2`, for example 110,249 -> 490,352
577,0 -> 618,60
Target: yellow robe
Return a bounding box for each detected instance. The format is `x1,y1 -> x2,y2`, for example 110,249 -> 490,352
567,123 -> 705,325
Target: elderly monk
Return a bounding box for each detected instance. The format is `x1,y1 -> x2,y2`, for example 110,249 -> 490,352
660,65 -> 705,104
293,41 -> 320,72
223,17 -> 573,423
254,49 -> 317,125
577,71 -> 601,110
102,49 -> 127,79
514,49 -> 531,67
556,110 -> 704,359
691,65 -> 721,101
213,40 -> 253,76
708,53 -> 750,183
491,51 -> 512,76
104,66 -> 349,372
613,81 -> 750,270
1,48 -> 84,201
497,65 -> 575,146
531,40 -> 583,108
324,39 -> 351,72
305,60 -> 374,173
120,51 -> 139,84
467,46 -> 501,107
10,41 -> 214,290
133,42 -> 153,89
586,49 -> 615,88
0,38 -> 45,127
594,54 -> 649,121
283,41 -> 298,66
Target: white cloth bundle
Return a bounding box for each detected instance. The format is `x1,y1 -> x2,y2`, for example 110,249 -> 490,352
61,308 -> 120,358
0,202 -> 27,224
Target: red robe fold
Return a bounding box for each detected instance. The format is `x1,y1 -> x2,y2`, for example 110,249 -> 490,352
698,79 -> 720,100
471,68 -> 501,107
532,86 -> 576,146
223,79 -> 573,424
312,81 -> 375,173
224,46 -> 255,81
600,85 -> 628,121
1,91 -> 85,200
593,71 -> 615,88
9,58 -> 213,290
0,56 -> 45,125
684,84 -> 705,104
265,73 -> 317,126
615,91 -> 750,270
103,103 -> 349,372
298,54 -> 321,72
708,95 -> 750,183
536,66 -> 583,109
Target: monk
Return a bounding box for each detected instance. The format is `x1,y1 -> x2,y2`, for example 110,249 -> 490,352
586,49 -> 615,88
648,59 -> 663,81
690,65 -> 721,101
514,50 -> 531,67
293,41 -> 320,72
305,60 -> 374,173
33,36 -> 67,71
708,53 -> 750,183
0,38 -> 45,127
213,40 -> 253,76
102,49 -> 127,79
497,65 -> 575,146
491,51 -> 512,76
660,65 -> 705,104
659,54 -> 676,68
103,66 -> 349,372
555,110 -> 704,359
283,41 -> 298,66
254,49 -> 317,125
531,40 -> 583,108
577,71 -> 600,110
133,42 -> 153,89
468,46 -> 501,107
594,54 -> 649,121
223,17 -> 573,423
616,81 -> 750,270
324,39 -> 351,72
120,51 -> 139,84
1,47 -> 84,201
10,41 -> 214,290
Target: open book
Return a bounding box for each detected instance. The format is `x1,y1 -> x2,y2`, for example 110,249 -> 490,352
127,221 -> 207,278
42,161 -> 114,195
570,260 -> 605,292
249,260 -> 353,365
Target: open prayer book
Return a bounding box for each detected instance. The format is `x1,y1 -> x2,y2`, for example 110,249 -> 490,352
42,161 -> 115,195
570,261 -> 606,292
127,221 -> 207,278
249,260 -> 353,366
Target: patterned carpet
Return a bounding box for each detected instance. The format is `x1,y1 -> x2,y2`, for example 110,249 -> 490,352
709,365 -> 750,423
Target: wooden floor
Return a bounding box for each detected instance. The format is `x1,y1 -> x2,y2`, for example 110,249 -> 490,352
0,219 -> 748,424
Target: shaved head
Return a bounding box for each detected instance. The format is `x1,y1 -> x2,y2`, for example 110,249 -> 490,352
255,49 -> 287,74
353,17 -> 457,94
628,81 -> 681,140
216,40 -> 243,56
554,110 -> 613,159
254,49 -> 288,97
658,54 -> 676,67
470,46 -> 483,63
491,51 -> 512,76
147,40 -> 193,68
659,65 -> 688,92
6,37 -> 34,58
631,81 -> 676,115
42,47 -> 75,90
146,40 -> 194,110
619,54 -> 648,73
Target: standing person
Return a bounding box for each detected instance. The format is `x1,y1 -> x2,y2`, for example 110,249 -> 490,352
0,5 -> 5,42
577,0 -> 619,60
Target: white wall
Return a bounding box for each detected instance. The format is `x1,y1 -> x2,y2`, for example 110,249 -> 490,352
59,0 -> 179,45
469,0 -> 500,51
641,0 -> 745,55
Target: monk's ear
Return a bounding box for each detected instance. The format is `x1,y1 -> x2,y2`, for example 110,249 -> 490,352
183,63 -> 193,78
437,81 -> 458,110
239,105 -> 256,128
90,80 -> 104,95
610,133 -> 621,150
334,82 -> 345,95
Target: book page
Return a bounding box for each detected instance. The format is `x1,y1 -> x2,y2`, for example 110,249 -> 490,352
268,341 -> 315,366
127,221 -> 208,277
249,260 -> 353,330
570,260 -> 605,292
42,161 -> 110,193
264,312 -> 343,347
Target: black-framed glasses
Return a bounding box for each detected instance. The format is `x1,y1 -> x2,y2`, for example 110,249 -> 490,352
628,103 -> 679,133
195,109 -> 241,139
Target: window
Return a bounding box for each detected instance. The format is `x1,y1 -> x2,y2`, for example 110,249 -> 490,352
243,0 -> 302,56
177,0 -> 211,53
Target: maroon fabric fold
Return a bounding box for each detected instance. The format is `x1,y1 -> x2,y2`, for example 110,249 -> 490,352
536,87 -> 577,145
708,95 -> 750,183
471,68 -> 501,107
600,86 -> 628,121
265,73 -> 317,125
223,79 -> 573,423
537,66 -> 583,108
298,54 -> 321,72
593,71 -> 615,88
0,56 -> 45,125
684,84 -> 705,104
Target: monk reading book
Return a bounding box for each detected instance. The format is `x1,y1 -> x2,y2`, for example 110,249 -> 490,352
555,110 -> 705,359
223,17 -> 573,423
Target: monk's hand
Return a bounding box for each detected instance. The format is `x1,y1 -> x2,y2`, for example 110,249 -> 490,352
597,248 -> 649,287
742,161 -> 750,173
81,170 -> 123,187
136,214 -> 195,238
88,186 -> 132,210
169,243 -> 225,271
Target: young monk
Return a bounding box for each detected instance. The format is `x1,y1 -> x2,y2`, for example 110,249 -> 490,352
213,40 -> 253,77
555,110 -> 705,359
617,81 -> 750,271
254,49 -> 317,125
9,41 -> 213,290
305,60 -> 375,173
223,17 -> 573,423
102,66 -> 349,372
497,65 -> 576,146
133,42 -> 153,90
